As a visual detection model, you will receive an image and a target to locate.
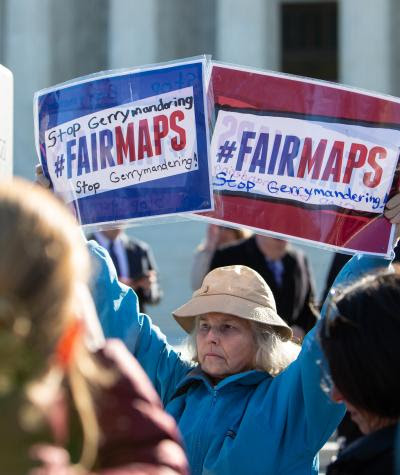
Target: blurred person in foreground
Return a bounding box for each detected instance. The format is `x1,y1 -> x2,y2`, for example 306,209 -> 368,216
317,192 -> 400,475
320,270 -> 400,474
191,224 -> 251,291
0,179 -> 188,474
320,238 -> 400,454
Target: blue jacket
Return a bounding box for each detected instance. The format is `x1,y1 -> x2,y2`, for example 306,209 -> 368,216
88,241 -> 390,475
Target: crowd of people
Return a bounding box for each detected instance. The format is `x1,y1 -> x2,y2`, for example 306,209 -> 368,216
0,173 -> 400,474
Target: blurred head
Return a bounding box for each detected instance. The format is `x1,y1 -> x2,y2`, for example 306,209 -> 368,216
217,226 -> 251,246
100,229 -> 122,241
320,270 -> 400,434
0,179 -> 107,470
255,235 -> 288,260
0,178 -> 89,388
173,265 -> 300,378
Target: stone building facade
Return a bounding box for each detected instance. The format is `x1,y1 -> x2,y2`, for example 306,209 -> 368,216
0,0 -> 399,176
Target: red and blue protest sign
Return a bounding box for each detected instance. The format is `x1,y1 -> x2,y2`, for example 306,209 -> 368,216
202,62 -> 400,256
35,58 -> 212,227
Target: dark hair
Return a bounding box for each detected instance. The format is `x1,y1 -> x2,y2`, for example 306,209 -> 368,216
320,270 -> 400,419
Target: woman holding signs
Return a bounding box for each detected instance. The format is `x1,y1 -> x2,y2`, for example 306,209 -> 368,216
88,191 -> 400,475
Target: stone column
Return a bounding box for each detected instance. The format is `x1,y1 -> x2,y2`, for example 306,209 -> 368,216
216,0 -> 279,70
0,0 -> 6,62
3,0 -> 52,178
109,0 -> 158,68
339,0 -> 394,94
49,0 -> 109,83
0,64 -> 13,179
157,0 -> 216,62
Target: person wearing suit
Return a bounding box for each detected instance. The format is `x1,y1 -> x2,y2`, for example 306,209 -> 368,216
88,230 -> 162,313
210,235 -> 317,339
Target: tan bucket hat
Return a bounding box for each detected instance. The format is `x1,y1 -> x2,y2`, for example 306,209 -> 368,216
173,265 -> 292,341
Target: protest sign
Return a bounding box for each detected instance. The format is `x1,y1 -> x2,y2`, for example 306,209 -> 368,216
0,65 -> 13,180
202,63 -> 400,256
35,58 -> 212,227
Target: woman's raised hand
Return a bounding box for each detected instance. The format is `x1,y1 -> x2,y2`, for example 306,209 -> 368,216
35,164 -> 51,189
384,193 -> 400,244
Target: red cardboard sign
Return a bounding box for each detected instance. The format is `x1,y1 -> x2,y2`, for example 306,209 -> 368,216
202,63 -> 400,256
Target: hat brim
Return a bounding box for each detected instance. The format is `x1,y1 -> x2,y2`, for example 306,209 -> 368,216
172,293 -> 292,341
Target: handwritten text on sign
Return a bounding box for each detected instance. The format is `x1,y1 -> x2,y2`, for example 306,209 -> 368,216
211,110 -> 400,212
45,87 -> 198,202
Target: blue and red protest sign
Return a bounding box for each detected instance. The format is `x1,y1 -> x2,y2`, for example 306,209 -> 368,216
35,58 -> 212,227
202,63 -> 400,256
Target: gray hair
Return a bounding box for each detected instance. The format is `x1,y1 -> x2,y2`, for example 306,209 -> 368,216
184,317 -> 300,376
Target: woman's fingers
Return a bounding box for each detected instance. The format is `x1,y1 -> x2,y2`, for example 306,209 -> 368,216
384,193 -> 400,221
385,208 -> 400,223
385,193 -> 400,209
35,163 -> 51,189
383,194 -> 400,245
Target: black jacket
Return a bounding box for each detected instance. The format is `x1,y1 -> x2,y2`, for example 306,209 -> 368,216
326,425 -> 397,475
322,245 -> 400,303
88,233 -> 161,313
210,236 -> 317,332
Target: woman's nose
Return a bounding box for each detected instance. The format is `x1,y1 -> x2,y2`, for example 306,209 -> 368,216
205,327 -> 219,343
331,384 -> 343,403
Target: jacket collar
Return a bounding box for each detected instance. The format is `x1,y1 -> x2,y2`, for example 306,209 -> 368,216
332,424 -> 397,466
175,365 -> 271,393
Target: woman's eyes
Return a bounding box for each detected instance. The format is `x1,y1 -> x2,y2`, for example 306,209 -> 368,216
198,323 -> 238,333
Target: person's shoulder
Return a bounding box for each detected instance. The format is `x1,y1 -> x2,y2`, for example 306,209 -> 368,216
211,237 -> 252,269
284,244 -> 305,261
217,235 -> 253,255
121,233 -> 151,252
98,339 -> 161,405
282,246 -> 313,273
87,238 -> 107,257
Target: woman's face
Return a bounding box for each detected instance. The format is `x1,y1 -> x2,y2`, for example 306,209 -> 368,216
196,313 -> 257,381
331,384 -> 394,435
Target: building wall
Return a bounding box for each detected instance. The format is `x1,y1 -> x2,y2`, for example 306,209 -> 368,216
49,0 -> 110,85
339,0 -> 395,94
109,0 -> 158,68
216,0 -> 280,69
2,0 -> 52,177
157,0 -> 216,61
0,0 -> 6,62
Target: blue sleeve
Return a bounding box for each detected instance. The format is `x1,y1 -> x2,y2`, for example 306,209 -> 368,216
271,253 -> 391,459
88,240 -> 192,404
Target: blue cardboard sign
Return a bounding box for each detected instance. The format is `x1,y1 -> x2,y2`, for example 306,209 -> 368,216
35,58 -> 212,227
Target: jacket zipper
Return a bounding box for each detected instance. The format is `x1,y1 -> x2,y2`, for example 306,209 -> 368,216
193,388 -> 218,475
